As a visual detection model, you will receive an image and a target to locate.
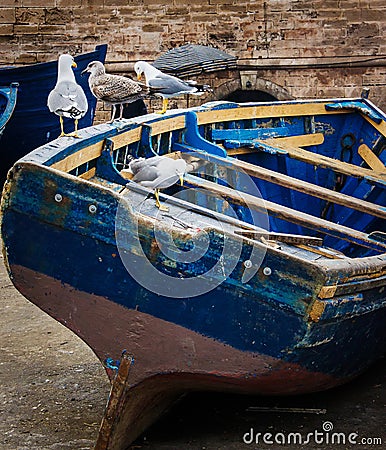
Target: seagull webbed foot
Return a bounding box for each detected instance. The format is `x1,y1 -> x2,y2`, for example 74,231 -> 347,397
156,98 -> 168,114
154,189 -> 169,211
157,204 -> 169,212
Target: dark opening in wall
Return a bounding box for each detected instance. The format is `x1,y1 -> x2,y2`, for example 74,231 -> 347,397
224,89 -> 278,103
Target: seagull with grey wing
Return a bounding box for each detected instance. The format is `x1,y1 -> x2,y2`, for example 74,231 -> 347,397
47,53 -> 88,138
134,61 -> 212,114
82,61 -> 149,122
128,155 -> 187,211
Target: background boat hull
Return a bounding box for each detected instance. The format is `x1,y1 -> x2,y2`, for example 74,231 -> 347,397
0,44 -> 107,185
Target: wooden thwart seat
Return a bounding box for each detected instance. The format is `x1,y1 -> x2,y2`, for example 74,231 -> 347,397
220,153 -> 386,220
171,146 -> 386,221
358,144 -> 386,173
225,133 -> 325,153
184,173 -> 386,253
225,136 -> 386,184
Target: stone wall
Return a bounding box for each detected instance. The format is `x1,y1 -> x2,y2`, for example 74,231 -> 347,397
1,0 -> 385,119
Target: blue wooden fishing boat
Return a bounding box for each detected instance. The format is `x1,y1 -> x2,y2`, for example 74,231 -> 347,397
1,98 -> 385,449
0,82 -> 18,138
0,44 -> 107,185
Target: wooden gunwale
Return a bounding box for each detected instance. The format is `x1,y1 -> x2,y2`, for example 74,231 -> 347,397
49,104 -> 385,233
49,102 -> 386,177
50,116 -> 187,173
195,102 -> 348,125
363,113 -> 386,135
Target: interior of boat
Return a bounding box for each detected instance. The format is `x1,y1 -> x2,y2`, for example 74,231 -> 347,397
50,101 -> 386,260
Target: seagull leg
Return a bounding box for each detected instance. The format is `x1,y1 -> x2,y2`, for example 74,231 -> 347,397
68,119 -> 81,138
59,117 -> 66,137
119,104 -> 124,120
157,98 -> 168,115
154,189 -> 169,211
58,116 -> 76,138
109,105 -> 116,123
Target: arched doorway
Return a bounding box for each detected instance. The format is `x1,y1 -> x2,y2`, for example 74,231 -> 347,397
213,75 -> 293,104
224,89 -> 278,103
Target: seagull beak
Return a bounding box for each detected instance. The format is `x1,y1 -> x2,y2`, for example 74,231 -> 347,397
179,174 -> 184,186
137,74 -> 142,81
81,68 -> 88,76
72,62 -> 77,68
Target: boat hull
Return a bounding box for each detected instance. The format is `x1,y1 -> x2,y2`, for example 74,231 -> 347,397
2,165 -> 385,387
9,263 -> 341,393
1,97 -> 385,449
0,82 -> 18,138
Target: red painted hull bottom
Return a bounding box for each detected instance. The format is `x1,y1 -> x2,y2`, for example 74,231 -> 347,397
10,265 -> 342,449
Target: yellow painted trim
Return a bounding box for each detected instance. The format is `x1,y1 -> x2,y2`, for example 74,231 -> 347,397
51,142 -> 103,172
196,102 -> 347,125
78,167 -> 96,179
262,138 -> 386,182
109,128 -> 142,150
309,300 -> 326,322
358,144 -> 386,173
150,116 -> 185,136
362,114 -> 386,137
318,285 -> 338,299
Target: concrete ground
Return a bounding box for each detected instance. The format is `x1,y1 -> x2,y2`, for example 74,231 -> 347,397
1,253 -> 385,450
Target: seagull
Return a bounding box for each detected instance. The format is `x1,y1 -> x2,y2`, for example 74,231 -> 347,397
128,155 -> 187,211
134,60 -> 211,114
81,61 -> 149,122
47,53 -> 88,138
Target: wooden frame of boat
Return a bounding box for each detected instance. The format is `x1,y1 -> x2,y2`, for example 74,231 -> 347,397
46,98 -> 385,254
1,97 -> 385,450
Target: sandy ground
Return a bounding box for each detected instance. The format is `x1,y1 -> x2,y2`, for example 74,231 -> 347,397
1,253 -> 385,450
0,253 -> 110,450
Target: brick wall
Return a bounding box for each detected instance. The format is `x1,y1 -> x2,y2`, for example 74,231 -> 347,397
1,0 -> 385,118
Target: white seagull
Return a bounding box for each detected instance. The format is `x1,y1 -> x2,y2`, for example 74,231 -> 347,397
82,61 -> 148,122
134,60 -> 211,114
47,53 -> 88,138
128,155 -> 187,211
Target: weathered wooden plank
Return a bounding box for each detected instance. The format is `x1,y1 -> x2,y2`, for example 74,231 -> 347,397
184,174 -> 386,253
51,142 -> 103,172
149,115 -> 185,136
212,126 -> 291,141
362,114 -> 386,136
108,117 -> 185,152
358,143 -> 386,172
258,138 -> 386,183
227,147 -> 260,156
196,102 -> 347,126
121,169 -> 134,180
294,244 -> 346,259
222,132 -> 324,149
95,353 -> 134,450
109,127 -> 142,150
262,133 -> 325,147
173,147 -> 386,220
78,167 -> 96,179
234,230 -> 323,246
224,153 -> 386,219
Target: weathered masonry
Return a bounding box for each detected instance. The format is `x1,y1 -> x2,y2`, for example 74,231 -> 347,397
1,0 -> 385,120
